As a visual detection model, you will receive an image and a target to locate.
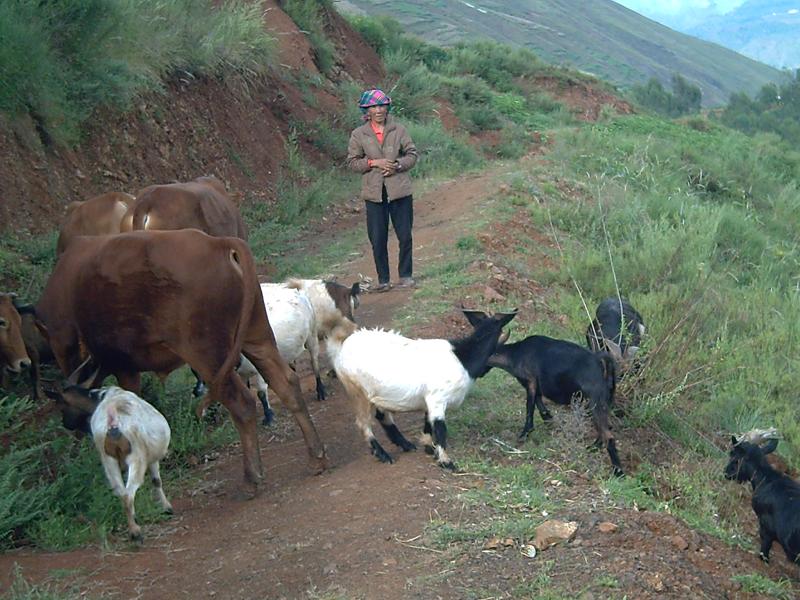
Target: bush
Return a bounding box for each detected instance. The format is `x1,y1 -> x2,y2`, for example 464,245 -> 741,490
281,0 -> 336,74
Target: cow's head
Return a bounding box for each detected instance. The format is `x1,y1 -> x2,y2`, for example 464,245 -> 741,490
0,293 -> 32,374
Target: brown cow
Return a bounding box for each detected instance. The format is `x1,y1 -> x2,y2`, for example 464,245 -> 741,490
36,230 -> 326,493
56,191 -> 134,256
121,176 -> 247,240
0,293 -> 32,387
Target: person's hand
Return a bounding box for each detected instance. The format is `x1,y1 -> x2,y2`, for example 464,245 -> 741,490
370,158 -> 394,171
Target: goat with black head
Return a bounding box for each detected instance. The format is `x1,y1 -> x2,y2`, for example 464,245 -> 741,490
585,297 -> 645,371
725,431 -> 800,565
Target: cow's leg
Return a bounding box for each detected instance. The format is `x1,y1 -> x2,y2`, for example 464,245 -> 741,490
210,373 -> 262,494
242,344 -> 327,473
190,367 -> 208,398
375,409 -> 416,452
115,371 -> 142,394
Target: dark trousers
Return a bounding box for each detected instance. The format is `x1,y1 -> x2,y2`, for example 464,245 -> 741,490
366,187 -> 413,284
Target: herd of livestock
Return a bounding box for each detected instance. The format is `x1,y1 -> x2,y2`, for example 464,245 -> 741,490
0,175 -> 798,568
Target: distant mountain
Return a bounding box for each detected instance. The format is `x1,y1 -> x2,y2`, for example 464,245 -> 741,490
684,1 -> 800,70
334,0 -> 787,106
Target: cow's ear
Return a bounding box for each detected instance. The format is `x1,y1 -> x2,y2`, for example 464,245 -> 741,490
761,438 -> 779,455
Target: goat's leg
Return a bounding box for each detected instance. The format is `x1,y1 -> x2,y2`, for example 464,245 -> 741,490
420,412 -> 435,455
758,521 -> 775,562
376,409 -> 416,452
343,380 -> 392,463
429,413 -> 456,471
123,459 -> 147,542
591,400 -> 624,476
190,367 -> 207,398
246,372 -> 273,426
149,461 -> 173,514
306,336 -> 326,402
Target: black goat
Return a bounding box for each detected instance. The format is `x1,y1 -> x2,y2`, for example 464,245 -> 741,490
464,312 -> 622,475
725,435 -> 800,565
585,298 -> 645,368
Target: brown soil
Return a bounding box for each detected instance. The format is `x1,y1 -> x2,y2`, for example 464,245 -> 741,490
1,165 -> 797,600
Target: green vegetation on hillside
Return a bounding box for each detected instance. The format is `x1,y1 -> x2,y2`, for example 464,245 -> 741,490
337,0 -> 785,107
0,0 -> 275,146
631,73 -> 702,117
720,70 -> 800,147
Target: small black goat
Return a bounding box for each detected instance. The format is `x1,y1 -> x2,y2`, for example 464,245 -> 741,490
585,298 -> 645,369
725,433 -> 800,565
464,312 -> 622,475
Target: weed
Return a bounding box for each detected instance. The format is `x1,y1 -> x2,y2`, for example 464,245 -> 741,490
730,573 -> 795,600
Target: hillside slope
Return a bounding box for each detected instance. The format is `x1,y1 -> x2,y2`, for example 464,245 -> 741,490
0,0 -> 384,235
335,0 -> 785,106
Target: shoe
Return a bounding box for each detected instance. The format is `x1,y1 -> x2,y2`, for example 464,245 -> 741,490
396,277 -> 417,288
370,282 -> 392,293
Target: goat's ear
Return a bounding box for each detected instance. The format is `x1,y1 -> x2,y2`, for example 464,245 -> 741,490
461,308 -> 489,327
761,438 -> 779,455
624,346 -> 640,360
497,309 -> 518,327
730,435 -> 739,446
605,339 -> 623,362
351,282 -> 361,298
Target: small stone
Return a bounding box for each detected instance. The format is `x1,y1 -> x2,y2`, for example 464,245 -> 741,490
533,520 -> 578,550
598,521 -> 618,534
670,535 -> 689,551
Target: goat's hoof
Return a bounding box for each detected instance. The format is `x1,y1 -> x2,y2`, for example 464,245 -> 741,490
400,441 -> 417,452
262,410 -> 275,427
316,391 -> 326,402
541,412 -> 553,421
373,449 -> 394,464
613,467 -> 625,478
424,445 -> 435,456
129,530 -> 144,544
164,506 -> 174,515
759,553 -> 770,564
439,460 -> 457,472
517,430 -> 532,442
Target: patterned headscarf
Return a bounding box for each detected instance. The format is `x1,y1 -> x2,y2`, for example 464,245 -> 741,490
358,88 -> 392,114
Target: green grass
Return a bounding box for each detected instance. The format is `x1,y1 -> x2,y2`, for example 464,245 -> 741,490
0,0 -> 276,146
731,574 -> 796,600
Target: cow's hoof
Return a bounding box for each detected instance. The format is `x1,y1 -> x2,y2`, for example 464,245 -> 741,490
438,460 -> 457,472
261,409 -> 275,427
424,445 -> 436,456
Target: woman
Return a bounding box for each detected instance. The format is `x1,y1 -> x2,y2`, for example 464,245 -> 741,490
347,89 -> 419,292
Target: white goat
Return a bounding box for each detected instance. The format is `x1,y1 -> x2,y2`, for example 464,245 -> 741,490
325,309 -> 516,470
197,278 -> 360,424
49,384 -> 172,542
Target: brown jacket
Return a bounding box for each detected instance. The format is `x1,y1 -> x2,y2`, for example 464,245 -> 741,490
347,116 -> 418,202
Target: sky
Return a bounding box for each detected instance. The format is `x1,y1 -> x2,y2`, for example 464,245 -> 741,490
614,1 -> 746,16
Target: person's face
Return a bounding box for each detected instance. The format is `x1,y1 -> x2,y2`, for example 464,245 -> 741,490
367,104 -> 389,123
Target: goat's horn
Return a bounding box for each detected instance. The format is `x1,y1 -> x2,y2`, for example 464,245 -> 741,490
66,355 -> 96,387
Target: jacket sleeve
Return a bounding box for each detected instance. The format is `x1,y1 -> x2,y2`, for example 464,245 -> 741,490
346,129 -> 371,174
395,125 -> 418,173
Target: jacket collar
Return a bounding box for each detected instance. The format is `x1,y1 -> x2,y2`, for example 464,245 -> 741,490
362,115 -> 397,134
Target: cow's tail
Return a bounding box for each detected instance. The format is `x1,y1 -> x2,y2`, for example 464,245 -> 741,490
210,239 -> 256,390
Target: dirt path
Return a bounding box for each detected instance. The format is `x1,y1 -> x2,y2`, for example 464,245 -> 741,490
0,170 -> 503,599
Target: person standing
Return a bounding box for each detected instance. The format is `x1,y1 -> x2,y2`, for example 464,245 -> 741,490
347,89 -> 419,292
